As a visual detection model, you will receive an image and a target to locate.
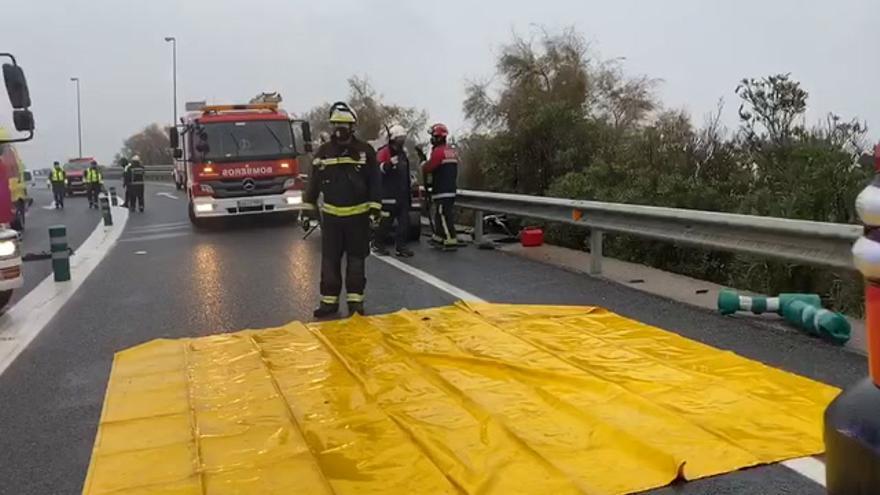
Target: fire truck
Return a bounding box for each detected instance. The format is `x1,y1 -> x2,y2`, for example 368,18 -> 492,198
169,96 -> 312,227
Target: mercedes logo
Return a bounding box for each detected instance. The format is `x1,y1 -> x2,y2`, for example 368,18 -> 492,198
242,178 -> 256,192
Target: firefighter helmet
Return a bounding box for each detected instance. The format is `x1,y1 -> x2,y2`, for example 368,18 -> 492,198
328,102 -> 358,125
428,123 -> 449,138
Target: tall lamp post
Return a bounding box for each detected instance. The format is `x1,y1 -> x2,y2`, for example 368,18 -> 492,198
69,77 -> 82,158
164,36 -> 178,126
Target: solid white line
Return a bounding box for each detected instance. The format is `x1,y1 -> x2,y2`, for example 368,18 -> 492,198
0,206 -> 130,376
782,457 -> 826,487
372,255 -> 485,302
375,251 -> 827,487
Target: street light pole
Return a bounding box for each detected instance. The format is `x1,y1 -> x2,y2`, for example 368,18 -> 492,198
70,77 -> 82,158
164,37 -> 178,127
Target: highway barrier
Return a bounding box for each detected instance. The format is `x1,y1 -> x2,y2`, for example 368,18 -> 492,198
102,165 -> 173,182
49,225 -> 69,282
83,302 -> 836,495
457,189 -> 861,274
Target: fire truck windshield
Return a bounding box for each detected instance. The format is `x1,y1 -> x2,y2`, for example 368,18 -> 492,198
200,120 -> 295,162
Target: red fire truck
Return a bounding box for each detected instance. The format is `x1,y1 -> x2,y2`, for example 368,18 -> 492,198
169,99 -> 312,227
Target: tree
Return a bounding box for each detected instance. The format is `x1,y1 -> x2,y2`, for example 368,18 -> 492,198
118,124 -> 172,165
305,76 -> 428,144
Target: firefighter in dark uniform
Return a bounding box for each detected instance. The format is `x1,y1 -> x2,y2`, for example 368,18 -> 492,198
119,157 -> 130,207
303,102 -> 382,317
124,155 -> 146,212
421,123 -> 459,250
373,124 -> 414,257
84,160 -> 103,209
50,161 -> 66,209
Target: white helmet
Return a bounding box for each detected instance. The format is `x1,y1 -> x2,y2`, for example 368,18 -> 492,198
131,155 -> 141,162
386,124 -> 407,142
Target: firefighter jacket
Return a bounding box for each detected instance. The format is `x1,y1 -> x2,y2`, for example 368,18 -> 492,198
304,137 -> 381,217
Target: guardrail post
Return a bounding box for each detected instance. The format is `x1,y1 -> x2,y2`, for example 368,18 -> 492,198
474,210 -> 484,245
589,229 -> 603,275
825,145 -> 880,493
109,186 -> 118,206
49,225 -> 70,282
100,193 -> 113,226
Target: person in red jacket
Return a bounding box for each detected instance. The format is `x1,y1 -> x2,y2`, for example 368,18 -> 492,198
374,124 -> 414,257
421,123 -> 459,250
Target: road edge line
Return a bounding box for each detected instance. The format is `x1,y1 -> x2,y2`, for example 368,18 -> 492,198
372,255 -> 485,302
375,252 -> 828,487
0,206 -> 130,376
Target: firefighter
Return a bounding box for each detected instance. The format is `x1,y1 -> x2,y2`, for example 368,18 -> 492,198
373,124 -> 414,257
124,155 -> 146,212
50,161 -> 66,209
421,123 -> 459,250
303,102 -> 381,318
84,160 -> 103,209
119,157 -> 130,207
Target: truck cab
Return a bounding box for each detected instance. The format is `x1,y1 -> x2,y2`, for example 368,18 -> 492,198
171,101 -> 312,226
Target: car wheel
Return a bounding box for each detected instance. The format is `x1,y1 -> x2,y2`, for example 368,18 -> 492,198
10,202 -> 24,232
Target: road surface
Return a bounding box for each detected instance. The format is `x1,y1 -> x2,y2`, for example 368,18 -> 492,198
0,182 -> 867,494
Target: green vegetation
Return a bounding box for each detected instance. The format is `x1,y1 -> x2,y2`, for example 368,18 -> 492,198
460,28 -> 872,314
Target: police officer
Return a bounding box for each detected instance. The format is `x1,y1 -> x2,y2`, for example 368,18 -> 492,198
373,124 -> 414,257
303,102 -> 381,317
50,161 -> 66,209
421,123 -> 459,250
124,155 -> 146,212
84,160 -> 103,209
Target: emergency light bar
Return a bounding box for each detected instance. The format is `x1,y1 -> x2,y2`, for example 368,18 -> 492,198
201,103 -> 279,113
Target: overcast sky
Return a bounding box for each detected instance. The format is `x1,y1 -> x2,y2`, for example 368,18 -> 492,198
3,0 -> 877,168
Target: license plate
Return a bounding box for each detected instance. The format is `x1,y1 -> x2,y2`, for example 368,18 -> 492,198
237,199 -> 263,208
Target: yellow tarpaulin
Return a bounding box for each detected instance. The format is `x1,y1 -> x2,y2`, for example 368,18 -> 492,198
82,303 -> 839,495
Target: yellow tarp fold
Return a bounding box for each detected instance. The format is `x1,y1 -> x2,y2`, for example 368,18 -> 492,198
83,303 -> 839,495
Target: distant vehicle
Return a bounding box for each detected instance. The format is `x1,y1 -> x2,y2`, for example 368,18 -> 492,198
64,157 -> 94,196
0,53 -> 36,310
169,99 -> 313,227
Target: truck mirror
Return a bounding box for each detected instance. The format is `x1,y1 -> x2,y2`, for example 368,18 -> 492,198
300,121 -> 313,153
169,126 -> 179,148
2,63 -> 31,109
173,148 -> 183,159
12,109 -> 34,132
195,142 -> 209,153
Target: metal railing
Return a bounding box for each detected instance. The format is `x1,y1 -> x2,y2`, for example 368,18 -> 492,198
456,190 -> 862,275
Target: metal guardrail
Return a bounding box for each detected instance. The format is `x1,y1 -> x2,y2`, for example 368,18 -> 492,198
457,189 -> 862,274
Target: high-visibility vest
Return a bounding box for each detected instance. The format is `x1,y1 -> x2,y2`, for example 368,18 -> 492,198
51,168 -> 65,183
85,168 -> 102,184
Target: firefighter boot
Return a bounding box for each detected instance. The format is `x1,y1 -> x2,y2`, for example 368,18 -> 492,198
348,302 -> 365,316
313,302 -> 339,318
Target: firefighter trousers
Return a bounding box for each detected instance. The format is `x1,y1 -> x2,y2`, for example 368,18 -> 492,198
320,213 -> 370,305
433,196 -> 457,244
377,202 -> 409,250
128,184 -> 145,211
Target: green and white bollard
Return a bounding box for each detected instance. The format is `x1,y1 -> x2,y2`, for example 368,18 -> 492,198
49,225 -> 70,282
782,300 -> 851,345
109,187 -> 118,207
100,193 -> 113,226
717,289 -> 821,316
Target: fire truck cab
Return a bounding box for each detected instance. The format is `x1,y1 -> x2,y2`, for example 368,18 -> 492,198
170,99 -> 312,227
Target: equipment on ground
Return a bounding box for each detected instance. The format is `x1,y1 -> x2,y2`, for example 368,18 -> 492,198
169,98 -> 313,228
717,289 -> 850,344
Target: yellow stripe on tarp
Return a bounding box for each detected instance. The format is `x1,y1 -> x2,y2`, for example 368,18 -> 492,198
82,303 -> 839,495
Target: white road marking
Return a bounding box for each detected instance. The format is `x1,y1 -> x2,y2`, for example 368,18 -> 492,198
0,207 -> 130,376
782,457 -> 826,487
156,192 -> 179,200
128,221 -> 189,232
121,232 -> 190,243
134,250 -> 147,255
375,251 -> 827,487
372,255 -> 485,302
41,204 -> 55,210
